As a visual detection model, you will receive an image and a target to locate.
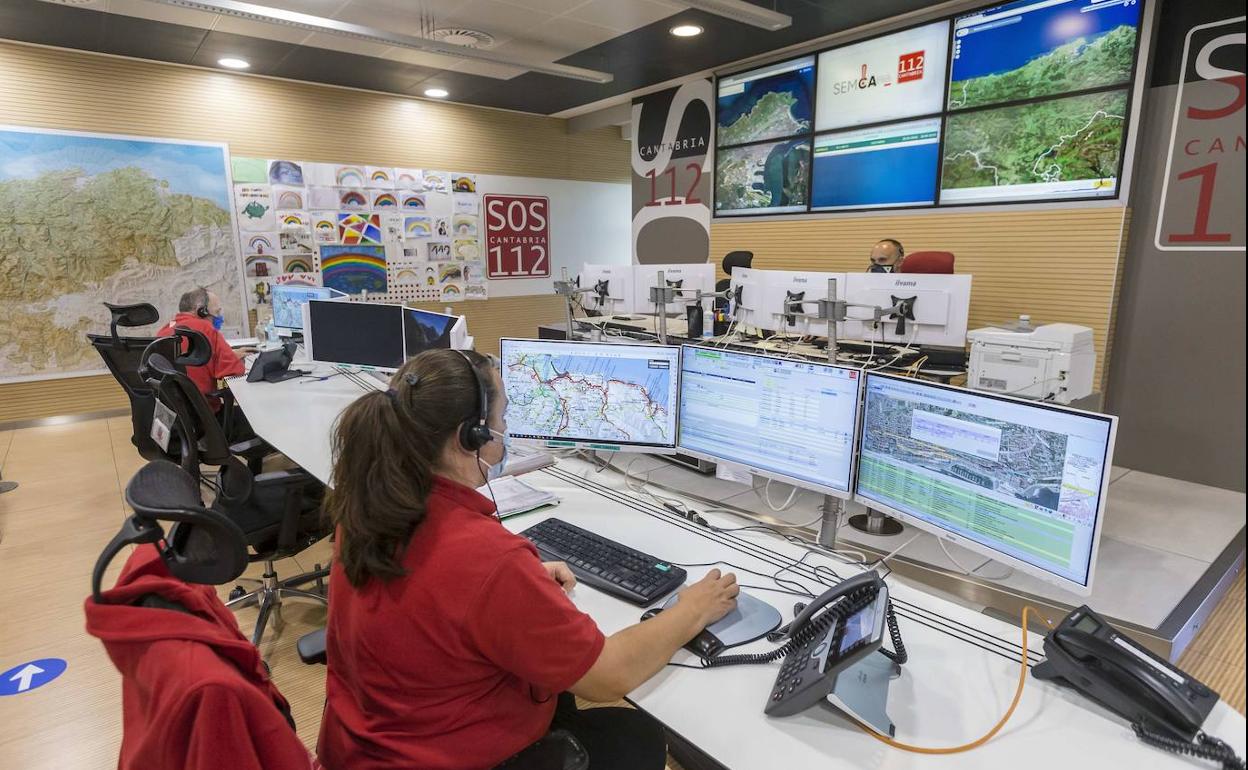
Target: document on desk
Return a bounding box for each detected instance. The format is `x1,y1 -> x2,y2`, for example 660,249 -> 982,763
483,476 -> 560,519
503,447 -> 556,477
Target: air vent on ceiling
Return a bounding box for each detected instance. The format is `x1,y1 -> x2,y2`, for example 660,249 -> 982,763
428,28 -> 495,48
40,0 -> 101,5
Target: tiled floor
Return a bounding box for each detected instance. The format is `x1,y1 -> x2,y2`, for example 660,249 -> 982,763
0,416 -> 1243,769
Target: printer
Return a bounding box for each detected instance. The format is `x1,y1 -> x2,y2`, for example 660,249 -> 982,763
967,321 -> 1095,405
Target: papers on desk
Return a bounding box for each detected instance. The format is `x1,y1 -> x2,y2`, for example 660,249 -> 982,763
482,476 -> 560,519
227,336 -> 260,348
503,446 -> 556,477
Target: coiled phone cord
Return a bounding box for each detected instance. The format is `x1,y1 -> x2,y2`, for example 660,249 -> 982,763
878,601 -> 907,665
700,598 -> 845,668
1132,724 -> 1245,770
852,605 -> 1051,755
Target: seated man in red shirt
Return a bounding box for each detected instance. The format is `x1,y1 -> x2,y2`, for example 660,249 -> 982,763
319,350 -> 739,770
157,287 -> 246,412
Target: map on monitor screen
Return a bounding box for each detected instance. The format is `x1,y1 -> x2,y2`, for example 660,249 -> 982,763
500,340 -> 679,450
717,56 -> 815,146
715,138 -> 811,215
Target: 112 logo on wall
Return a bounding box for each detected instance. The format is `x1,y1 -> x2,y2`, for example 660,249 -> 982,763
897,50 -> 926,82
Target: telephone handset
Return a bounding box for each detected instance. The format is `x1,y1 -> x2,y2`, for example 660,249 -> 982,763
701,571 -> 902,718
1034,606 -> 1244,769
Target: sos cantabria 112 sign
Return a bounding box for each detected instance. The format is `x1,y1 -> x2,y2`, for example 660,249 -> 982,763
484,194 -> 551,278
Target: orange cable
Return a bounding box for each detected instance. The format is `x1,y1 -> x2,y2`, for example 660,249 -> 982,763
854,605 -> 1054,755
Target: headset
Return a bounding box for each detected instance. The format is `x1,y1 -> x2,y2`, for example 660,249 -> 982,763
193,286 -> 212,319
455,350 -> 493,452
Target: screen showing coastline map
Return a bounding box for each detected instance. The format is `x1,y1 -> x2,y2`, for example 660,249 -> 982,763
500,339 -> 680,451
855,373 -> 1115,590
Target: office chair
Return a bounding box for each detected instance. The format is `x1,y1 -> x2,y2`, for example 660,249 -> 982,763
898,251 -> 955,274
87,460 -> 317,770
141,349 -> 330,647
715,250 -> 753,309
87,302 -> 164,461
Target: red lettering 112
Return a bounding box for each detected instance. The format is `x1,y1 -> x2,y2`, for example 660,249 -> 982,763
645,163 -> 703,206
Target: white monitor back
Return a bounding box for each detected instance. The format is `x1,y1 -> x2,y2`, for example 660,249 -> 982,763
842,274 -> 972,348
632,263 -> 716,315
756,270 -> 847,336
579,263 -> 637,316
728,268 -> 764,328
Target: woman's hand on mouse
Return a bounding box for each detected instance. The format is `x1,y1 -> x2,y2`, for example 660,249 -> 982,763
679,569 -> 739,626
542,561 -> 577,593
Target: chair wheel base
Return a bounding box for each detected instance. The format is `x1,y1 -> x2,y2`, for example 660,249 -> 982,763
229,585 -> 247,601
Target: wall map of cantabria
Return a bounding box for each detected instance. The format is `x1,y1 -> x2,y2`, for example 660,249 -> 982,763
0,128 -> 244,381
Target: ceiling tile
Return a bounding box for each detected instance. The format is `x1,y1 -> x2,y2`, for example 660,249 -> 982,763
513,15 -> 617,53
449,58 -> 528,79
188,31 -> 298,71
380,46 -> 465,69
495,0 -> 588,14
298,30 -> 393,58
212,15 -> 313,45
440,0 -> 555,40
100,0 -> 217,28
562,0 -> 677,33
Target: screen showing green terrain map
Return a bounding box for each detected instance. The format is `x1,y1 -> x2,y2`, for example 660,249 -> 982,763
714,138 -> 811,215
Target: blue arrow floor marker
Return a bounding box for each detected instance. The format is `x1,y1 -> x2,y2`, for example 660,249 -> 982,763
0,658 -> 68,696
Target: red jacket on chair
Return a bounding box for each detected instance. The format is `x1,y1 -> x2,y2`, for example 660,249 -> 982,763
84,545 -> 319,770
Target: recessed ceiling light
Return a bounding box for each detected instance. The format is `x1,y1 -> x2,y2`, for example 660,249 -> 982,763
670,24 -> 704,37
217,57 -> 251,70
424,88 -> 450,98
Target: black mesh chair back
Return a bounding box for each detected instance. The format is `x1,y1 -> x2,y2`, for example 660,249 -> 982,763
142,349 -> 243,490
87,303 -> 164,460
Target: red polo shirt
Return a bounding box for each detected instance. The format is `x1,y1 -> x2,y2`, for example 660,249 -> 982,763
318,477 -> 606,770
156,313 -> 245,411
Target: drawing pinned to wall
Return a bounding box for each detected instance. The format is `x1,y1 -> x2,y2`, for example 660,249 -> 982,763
435,217 -> 451,238
280,229 -> 314,253
401,192 -> 427,210
423,170 -> 449,193
461,261 -> 485,284
320,244 -> 388,295
282,255 -> 315,274
269,160 -> 304,186
425,265 -> 437,286
338,212 -> 383,245
275,272 -> 319,287
441,283 -> 463,302
393,267 -> 421,285
252,279 -> 271,306
312,215 -> 338,244
335,165 -> 367,187
438,263 -> 464,284
404,216 -> 433,239
232,156 -> 267,183
235,185 -> 274,231
453,239 -> 480,260
245,254 -> 279,278
366,167 -> 394,188
338,188 -> 369,211
307,186 -> 338,209
373,192 -> 399,208
465,284 -> 488,300
451,173 -> 477,193
302,162 -> 335,186
453,195 -> 479,215
452,214 -> 478,238
246,233 -> 278,256
379,213 -> 404,243
428,241 -> 452,260
274,186 -> 305,210
280,211 -> 310,230
395,168 -> 422,189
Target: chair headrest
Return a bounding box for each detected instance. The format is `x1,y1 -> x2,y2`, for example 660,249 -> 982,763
722,251 -> 753,275
898,251 -> 955,274
171,327 -> 213,367
91,462 -> 249,602
104,302 -> 160,328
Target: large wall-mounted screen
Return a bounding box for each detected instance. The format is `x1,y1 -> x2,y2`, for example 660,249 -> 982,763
712,0 -> 1145,216
815,21 -> 950,131
948,0 -> 1143,111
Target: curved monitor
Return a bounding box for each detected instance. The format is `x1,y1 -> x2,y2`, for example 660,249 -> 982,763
854,373 -> 1116,594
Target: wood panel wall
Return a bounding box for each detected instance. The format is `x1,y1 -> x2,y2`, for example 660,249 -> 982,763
710,207 -> 1129,387
0,41 -> 626,425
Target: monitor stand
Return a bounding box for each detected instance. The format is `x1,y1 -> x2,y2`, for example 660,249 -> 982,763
825,651 -> 899,737
849,508 -> 904,536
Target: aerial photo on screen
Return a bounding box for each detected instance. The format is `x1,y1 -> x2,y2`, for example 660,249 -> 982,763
715,138 -> 811,214
948,0 -> 1141,110
717,58 -> 814,146
941,89 -> 1127,199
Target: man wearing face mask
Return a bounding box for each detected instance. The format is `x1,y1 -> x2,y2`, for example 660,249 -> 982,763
156,287 -> 246,413
867,238 -> 905,273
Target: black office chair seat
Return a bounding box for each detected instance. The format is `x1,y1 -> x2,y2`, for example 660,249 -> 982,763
213,473 -> 324,557
127,458 -> 204,513
297,628 -> 327,665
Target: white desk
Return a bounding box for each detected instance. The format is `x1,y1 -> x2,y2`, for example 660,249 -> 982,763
227,361 -> 1246,770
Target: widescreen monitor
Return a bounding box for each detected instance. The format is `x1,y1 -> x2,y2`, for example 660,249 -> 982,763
854,373 -> 1116,593
717,55 -> 815,147
811,119 -> 942,210
271,285 -> 334,334
814,20 -> 950,131
404,308 -> 468,356
304,299 -> 406,372
499,338 -> 680,453
840,274 -> 972,349
678,346 -> 862,499
632,263 -> 716,316
714,138 -> 812,216
579,264 -> 637,316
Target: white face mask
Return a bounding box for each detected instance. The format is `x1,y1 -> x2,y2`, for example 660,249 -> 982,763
478,429 -> 510,482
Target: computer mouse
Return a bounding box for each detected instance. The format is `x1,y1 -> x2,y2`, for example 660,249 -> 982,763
640,607 -> 663,622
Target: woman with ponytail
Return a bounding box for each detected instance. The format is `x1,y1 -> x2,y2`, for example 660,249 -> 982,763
318,349 -> 738,770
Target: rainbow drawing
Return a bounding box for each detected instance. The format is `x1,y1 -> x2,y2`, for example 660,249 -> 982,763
396,170 -> 420,187
336,166 -> 366,186
245,254 -> 278,277
338,213 -> 383,245
373,192 -> 398,208
276,190 -> 303,209
247,235 -> 276,255
394,268 -> 419,284
314,218 -> 336,232
282,256 -> 314,273
404,216 -> 432,239
281,213 -> 307,228
441,284 -> 462,298
401,193 -> 426,209
370,169 -> 392,184
339,189 -> 369,209
319,244 -> 387,295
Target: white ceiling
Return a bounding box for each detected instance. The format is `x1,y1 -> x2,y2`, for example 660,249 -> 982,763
95,0 -> 686,79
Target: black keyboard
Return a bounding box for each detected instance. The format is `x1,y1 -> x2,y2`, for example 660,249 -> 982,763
521,518 -> 687,606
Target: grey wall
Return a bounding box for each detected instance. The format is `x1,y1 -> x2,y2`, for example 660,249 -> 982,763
1107,2 -> 1246,491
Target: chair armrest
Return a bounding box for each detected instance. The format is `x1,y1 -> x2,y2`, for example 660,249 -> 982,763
297,628 -> 327,665
254,468 -> 316,487
228,437 -> 271,457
